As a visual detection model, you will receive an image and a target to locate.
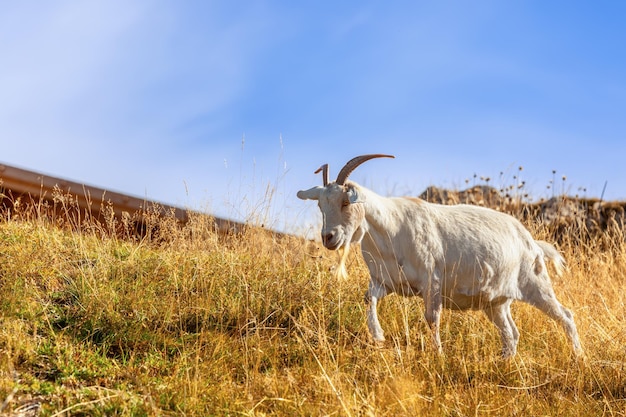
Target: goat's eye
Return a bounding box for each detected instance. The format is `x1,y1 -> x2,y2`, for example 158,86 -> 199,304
342,200 -> 350,208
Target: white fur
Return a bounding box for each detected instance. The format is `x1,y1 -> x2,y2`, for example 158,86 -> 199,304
298,180 -> 582,358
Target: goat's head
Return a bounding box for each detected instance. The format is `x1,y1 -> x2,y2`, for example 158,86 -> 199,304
297,154 -> 394,250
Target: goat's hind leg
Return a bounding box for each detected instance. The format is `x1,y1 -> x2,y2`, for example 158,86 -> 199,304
484,300 -> 519,358
522,282 -> 583,356
424,288 -> 443,354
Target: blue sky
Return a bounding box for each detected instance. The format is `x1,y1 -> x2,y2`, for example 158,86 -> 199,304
2,1 -> 625,233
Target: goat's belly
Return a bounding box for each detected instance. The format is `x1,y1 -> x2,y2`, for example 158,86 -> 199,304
383,279 -> 422,297
443,293 -> 486,310
440,265 -> 518,310
444,290 -> 510,310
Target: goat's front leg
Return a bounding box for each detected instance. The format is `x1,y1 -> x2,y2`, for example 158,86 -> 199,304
365,281 -> 387,343
424,280 -> 443,354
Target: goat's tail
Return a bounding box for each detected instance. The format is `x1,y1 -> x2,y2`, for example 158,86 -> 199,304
535,240 -> 566,277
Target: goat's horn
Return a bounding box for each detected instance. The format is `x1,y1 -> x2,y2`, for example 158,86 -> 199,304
314,164 -> 329,186
336,154 -> 395,185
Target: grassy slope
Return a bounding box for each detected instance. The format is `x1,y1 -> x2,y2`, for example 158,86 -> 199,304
1,211 -> 626,416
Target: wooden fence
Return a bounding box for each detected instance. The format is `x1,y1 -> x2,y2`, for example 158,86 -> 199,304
0,163 -> 244,235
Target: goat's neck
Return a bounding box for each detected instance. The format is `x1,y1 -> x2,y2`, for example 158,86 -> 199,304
357,185 -> 404,237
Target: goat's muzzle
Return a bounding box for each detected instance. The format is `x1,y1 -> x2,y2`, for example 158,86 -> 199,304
322,230 -> 342,250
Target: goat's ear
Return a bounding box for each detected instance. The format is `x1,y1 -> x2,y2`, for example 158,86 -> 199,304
297,186 -> 323,201
346,185 -> 365,204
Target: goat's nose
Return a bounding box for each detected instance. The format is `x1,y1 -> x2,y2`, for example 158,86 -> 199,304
322,232 -> 335,246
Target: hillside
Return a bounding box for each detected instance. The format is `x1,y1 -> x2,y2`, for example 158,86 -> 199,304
1,199 -> 626,416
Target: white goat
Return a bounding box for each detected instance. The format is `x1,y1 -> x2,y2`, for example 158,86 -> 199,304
297,154 -> 583,358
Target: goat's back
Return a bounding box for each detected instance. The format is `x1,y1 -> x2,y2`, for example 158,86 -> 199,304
381,200 -> 542,305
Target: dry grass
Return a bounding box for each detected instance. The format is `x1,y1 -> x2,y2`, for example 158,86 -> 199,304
1,196 -> 626,416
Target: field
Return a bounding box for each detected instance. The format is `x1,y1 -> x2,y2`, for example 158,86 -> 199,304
1,193 -> 626,416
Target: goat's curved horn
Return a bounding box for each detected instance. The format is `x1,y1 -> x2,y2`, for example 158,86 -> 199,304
314,164 -> 329,186
336,154 -> 395,185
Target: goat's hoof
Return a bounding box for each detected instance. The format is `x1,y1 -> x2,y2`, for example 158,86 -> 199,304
573,348 -> 586,362
371,336 -> 385,348
501,351 -> 516,360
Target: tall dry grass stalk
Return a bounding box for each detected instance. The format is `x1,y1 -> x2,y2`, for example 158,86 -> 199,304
0,187 -> 625,416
